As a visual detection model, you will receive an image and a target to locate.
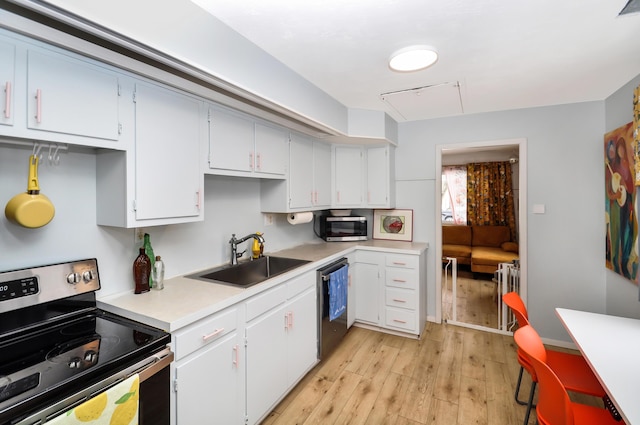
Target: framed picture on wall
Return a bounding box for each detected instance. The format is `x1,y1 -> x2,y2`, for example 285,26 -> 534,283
373,209 -> 413,242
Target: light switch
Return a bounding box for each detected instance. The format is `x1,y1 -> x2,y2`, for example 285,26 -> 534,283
532,204 -> 545,214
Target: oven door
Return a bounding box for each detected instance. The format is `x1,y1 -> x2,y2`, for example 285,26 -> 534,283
16,347 -> 173,425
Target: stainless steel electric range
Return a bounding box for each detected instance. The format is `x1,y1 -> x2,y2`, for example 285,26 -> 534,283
0,259 -> 173,425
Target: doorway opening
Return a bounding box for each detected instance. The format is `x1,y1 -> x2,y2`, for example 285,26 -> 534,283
435,139 -> 528,334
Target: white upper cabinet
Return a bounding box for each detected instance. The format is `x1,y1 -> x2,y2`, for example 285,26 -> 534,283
312,141 -> 332,208
289,134 -> 331,209
288,134 -> 314,209
333,144 -> 395,209
365,145 -> 395,208
208,107 -> 254,173
26,50 -> 120,140
133,82 -> 203,221
0,29 -> 130,149
254,123 -> 288,176
260,133 -> 331,212
0,39 -> 15,127
333,145 -> 364,207
96,80 -> 204,227
207,106 -> 288,179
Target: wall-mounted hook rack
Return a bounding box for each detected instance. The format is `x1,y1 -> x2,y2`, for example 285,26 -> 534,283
0,140 -> 68,165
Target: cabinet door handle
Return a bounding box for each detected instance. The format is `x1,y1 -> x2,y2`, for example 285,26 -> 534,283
393,279 -> 407,283
315,191 -> 319,204
310,191 -> 314,205
249,152 -> 254,170
232,344 -> 239,367
392,262 -> 407,266
256,153 -> 262,170
195,190 -> 201,210
4,81 -> 10,119
35,89 -> 42,123
393,319 -> 407,324
284,311 -> 293,330
337,191 -> 341,202
392,298 -> 407,303
202,328 -> 224,341
368,191 -> 371,203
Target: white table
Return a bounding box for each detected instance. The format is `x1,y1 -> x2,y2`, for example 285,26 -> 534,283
556,308 -> 640,425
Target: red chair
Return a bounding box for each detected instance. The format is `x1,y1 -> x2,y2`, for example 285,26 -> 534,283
514,325 -> 624,425
502,292 -> 605,425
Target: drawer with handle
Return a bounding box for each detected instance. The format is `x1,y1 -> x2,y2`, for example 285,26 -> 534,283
173,307 -> 238,360
386,254 -> 419,269
385,267 -> 417,289
385,287 -> 417,310
384,307 -> 417,332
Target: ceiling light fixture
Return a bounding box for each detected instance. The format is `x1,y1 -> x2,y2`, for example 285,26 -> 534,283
389,46 -> 438,72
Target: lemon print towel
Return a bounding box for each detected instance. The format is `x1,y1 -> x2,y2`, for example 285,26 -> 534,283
45,374 -> 139,425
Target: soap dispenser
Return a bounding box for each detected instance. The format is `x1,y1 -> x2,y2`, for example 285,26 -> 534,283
251,232 -> 262,260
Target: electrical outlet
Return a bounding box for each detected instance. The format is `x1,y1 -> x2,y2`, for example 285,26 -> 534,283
263,213 -> 274,226
135,228 -> 145,243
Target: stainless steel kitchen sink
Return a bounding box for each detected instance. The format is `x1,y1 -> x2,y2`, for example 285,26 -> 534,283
187,256 -> 310,288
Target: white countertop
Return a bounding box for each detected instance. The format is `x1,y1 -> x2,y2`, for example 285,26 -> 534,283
98,240 -> 428,333
556,308 -> 640,425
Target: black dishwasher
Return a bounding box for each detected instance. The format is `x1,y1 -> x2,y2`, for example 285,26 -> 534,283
317,258 -> 349,359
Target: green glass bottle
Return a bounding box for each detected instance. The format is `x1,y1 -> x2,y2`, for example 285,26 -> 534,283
143,233 -> 155,288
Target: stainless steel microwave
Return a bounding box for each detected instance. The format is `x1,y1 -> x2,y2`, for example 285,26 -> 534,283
315,215 -> 367,241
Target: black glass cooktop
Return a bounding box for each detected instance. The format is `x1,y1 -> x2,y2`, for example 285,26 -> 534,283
0,308 -> 170,424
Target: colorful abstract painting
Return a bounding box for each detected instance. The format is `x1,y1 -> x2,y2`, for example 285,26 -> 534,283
605,122 -> 638,283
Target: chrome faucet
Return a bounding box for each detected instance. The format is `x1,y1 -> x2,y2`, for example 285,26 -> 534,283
229,233 -> 266,265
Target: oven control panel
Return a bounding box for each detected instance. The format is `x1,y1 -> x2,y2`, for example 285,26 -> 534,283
0,276 -> 39,301
0,259 -> 100,313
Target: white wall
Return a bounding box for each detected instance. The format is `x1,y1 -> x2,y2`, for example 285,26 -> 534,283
396,101 -> 607,341
604,73 -> 640,319
0,146 -> 317,298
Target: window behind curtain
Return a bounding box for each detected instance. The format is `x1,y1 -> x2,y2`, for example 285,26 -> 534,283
442,166 -> 467,224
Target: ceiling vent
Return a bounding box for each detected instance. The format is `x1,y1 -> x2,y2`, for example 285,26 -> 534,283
619,0 -> 640,15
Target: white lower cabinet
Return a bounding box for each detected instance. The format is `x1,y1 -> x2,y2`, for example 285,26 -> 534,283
172,306 -> 243,424
170,248 -> 425,424
351,249 -> 426,337
353,260 -> 382,325
245,271 -> 317,424
345,253 -> 356,328
174,332 -> 243,424
173,271 -> 318,425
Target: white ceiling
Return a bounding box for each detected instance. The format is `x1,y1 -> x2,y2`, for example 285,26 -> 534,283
190,0 -> 640,122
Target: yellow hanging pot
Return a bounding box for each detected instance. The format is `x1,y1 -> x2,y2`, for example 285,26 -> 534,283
5,155 -> 55,228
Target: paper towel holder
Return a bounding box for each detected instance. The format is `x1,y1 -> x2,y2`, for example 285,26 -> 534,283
287,211 -> 314,225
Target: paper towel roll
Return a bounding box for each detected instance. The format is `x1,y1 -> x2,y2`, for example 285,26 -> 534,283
287,212 -> 313,225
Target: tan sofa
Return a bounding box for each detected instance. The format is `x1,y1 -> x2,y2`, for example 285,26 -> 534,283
443,225 -> 519,274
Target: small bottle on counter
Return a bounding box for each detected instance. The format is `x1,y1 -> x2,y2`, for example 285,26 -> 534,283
143,233 -> 155,288
252,238 -> 261,260
152,255 -> 165,290
133,248 -> 151,294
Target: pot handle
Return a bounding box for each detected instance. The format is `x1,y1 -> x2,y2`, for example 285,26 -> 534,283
27,155 -> 41,193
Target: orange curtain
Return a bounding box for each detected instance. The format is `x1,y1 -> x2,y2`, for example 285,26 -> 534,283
466,161 -> 517,240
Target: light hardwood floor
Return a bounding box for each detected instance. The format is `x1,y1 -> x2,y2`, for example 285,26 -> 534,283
262,322 -> 601,425
442,270 -> 500,330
